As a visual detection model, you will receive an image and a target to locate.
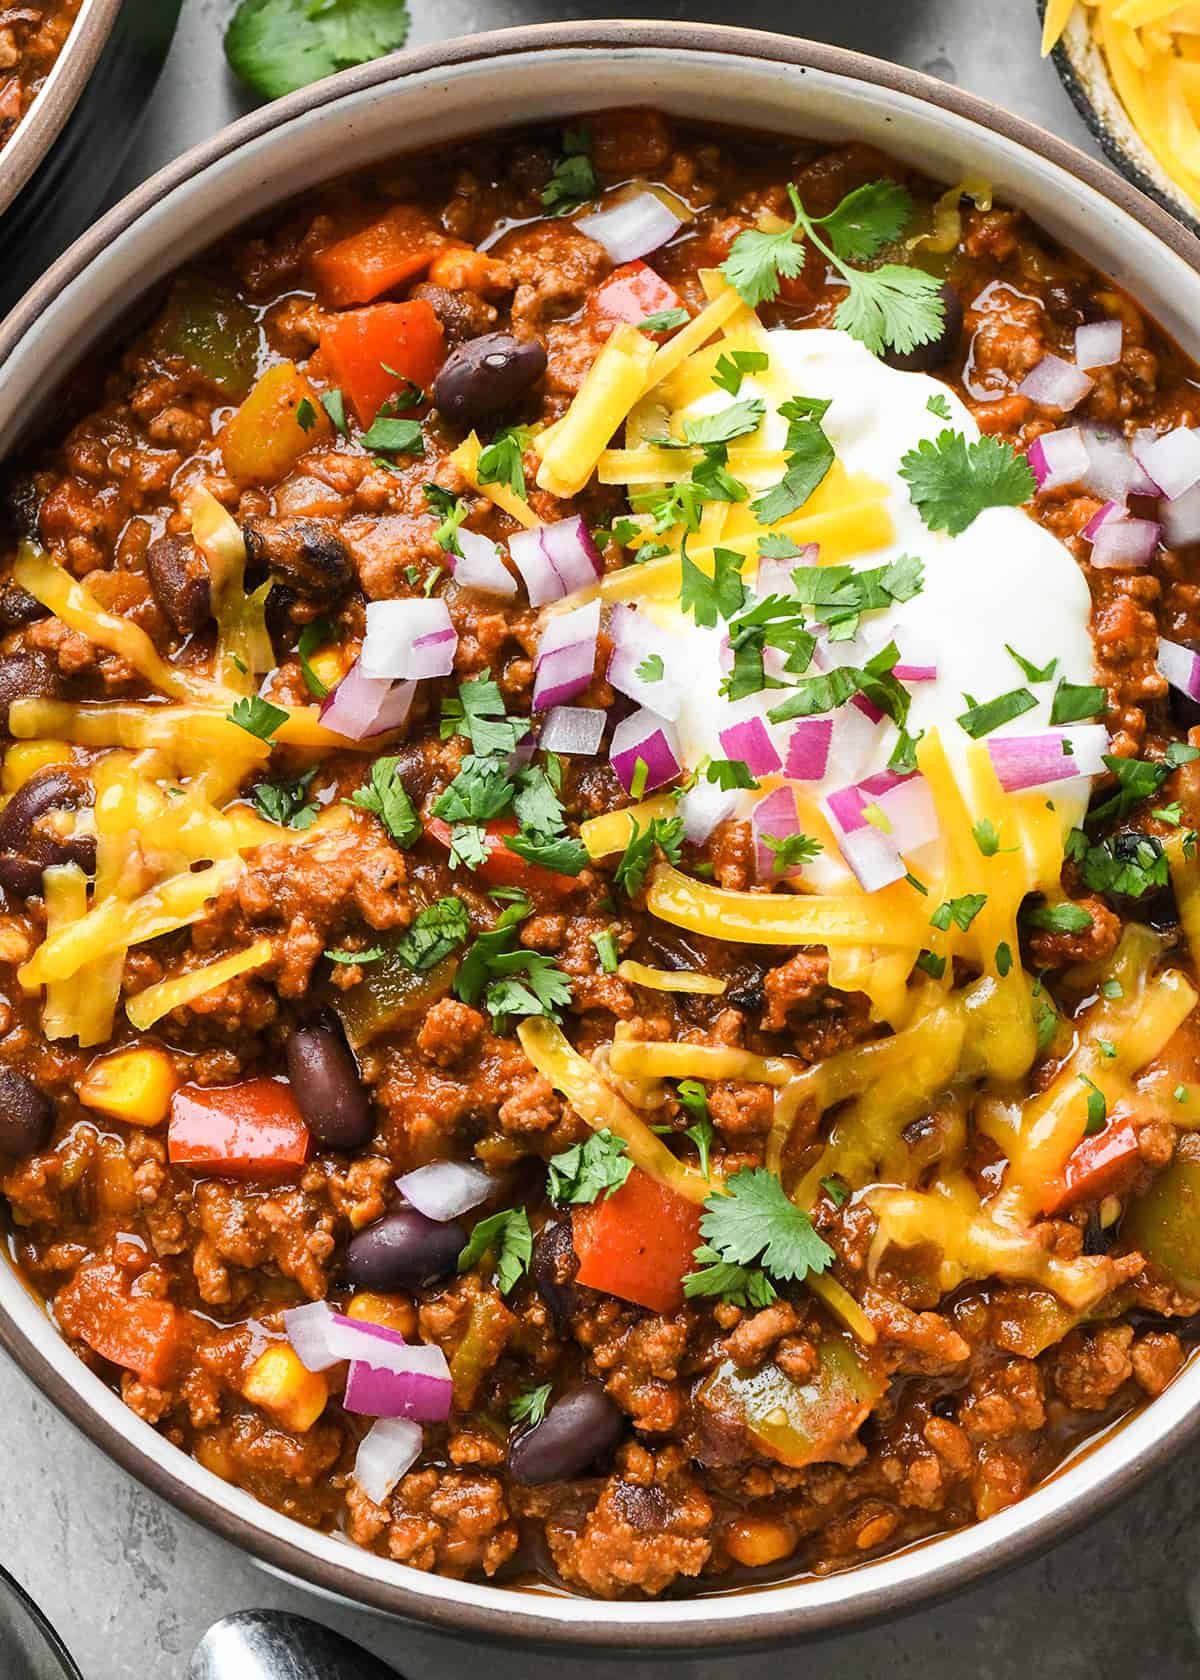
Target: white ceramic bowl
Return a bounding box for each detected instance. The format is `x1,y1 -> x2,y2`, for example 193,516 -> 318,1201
1,20 -> 1199,1652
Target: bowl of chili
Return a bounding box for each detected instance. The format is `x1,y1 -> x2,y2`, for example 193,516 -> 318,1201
2,16 -> 1200,1654
0,0 -> 181,315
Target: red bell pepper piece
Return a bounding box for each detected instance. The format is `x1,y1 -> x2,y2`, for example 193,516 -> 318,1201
168,1079 -> 310,1180
424,817 -> 581,895
1042,1117 -> 1140,1215
587,261 -> 686,337
313,205 -> 455,308
320,300 -> 446,428
57,1261 -> 184,1388
573,1168 -> 703,1313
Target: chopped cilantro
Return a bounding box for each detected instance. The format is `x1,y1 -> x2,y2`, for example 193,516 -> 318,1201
1078,1074 -> 1107,1136
1088,745 -> 1200,828
995,940 -> 1013,977
1022,901 -> 1094,934
899,429 -> 1035,535
457,1206 -> 532,1295
227,695 -> 287,742
915,949 -> 947,980
1068,829 -> 1167,901
713,349 -> 769,395
821,1174 -> 850,1207
639,306 -> 690,334
926,391 -> 952,421
636,653 -> 665,683
546,1129 -> 632,1206
591,927 -> 619,972
1006,644 -> 1057,684
680,398 -> 765,447
453,899 -> 572,1029
505,831 -> 589,874
613,815 -> 684,898
762,831 -> 823,874
1050,679 -> 1106,726
956,686 -> 1037,738
325,945 -> 386,965
296,615 -> 336,699
252,768 -> 319,830
447,822 -> 490,871
1035,995 -> 1058,1051
423,483 -> 469,556
350,756 -> 421,846
930,892 -> 987,933
440,670 -> 527,757
1102,978 -> 1124,1000
683,1247 -> 778,1309
510,1382 -> 552,1427
542,128 -> 597,216
395,896 -> 470,972
321,387 -> 348,435
476,426 -> 532,499
972,818 -> 1002,857
433,755 -> 515,825
751,396 -> 835,525
296,396 -> 317,432
362,410 -> 423,454
706,758 -> 759,791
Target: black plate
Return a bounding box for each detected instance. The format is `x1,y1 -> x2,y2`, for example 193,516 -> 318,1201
0,1563 -> 81,1680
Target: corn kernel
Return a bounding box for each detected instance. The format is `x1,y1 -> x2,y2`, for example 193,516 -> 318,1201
724,1516 -> 797,1569
2,740 -> 71,793
243,1344 -> 327,1433
78,1046 -> 179,1128
307,646 -> 349,690
346,1290 -> 417,1339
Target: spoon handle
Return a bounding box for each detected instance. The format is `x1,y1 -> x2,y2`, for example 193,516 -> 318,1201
189,1609 -> 400,1680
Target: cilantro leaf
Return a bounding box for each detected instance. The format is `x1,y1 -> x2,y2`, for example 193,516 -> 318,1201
706,758 -> 759,791
720,222 -> 810,309
395,896 -> 470,971
440,670 -> 527,757
457,1207 -> 532,1295
1022,900 -> 1095,933
613,815 -> 684,898
972,817 -> 1002,857
433,755 -> 515,825
252,768 -> 319,830
321,388 -> 348,435
915,949 -> 947,980
1006,644 -> 1057,684
350,756 -> 421,846
510,1382 -> 552,1427
325,944 -> 386,965
423,483 -> 469,557
682,399 -> 765,447
930,892 -> 987,933
676,1080 -> 714,1178
900,430 -> 1035,535
1079,1074 -> 1107,1136
297,616 -> 336,699
225,0 -> 411,100
751,416 -> 834,525
504,832 -> 590,874
698,1167 -> 834,1284
227,695 -> 287,742
679,543 -> 748,628
362,411 -> 423,454
512,764 -> 565,835
476,426 -> 532,499
683,1247 -> 778,1309
713,349 -> 769,396
763,831 -> 823,874
542,128 -> 597,216
1050,680 -> 1106,726
1071,831 -> 1168,901
447,822 -> 490,871
820,178 -> 913,261
639,307 -> 690,334
636,653 -> 665,684
453,902 -> 572,1028
547,1129 -> 632,1205
296,397 -> 317,432
926,391 -> 952,422
591,927 -> 619,971
1088,746 -> 1200,828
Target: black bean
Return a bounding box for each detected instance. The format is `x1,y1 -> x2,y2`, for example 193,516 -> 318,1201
508,1381 -> 624,1485
882,281 -> 963,373
146,534 -> 212,636
409,282 -> 497,348
930,1393 -> 958,1420
0,650 -> 64,734
242,518 -> 353,601
1167,637 -> 1200,733
433,333 -> 547,428
1101,831 -> 1178,930
344,1208 -> 466,1289
0,765 -> 96,899
0,1067 -> 53,1158
285,1022 -> 373,1150
530,1218 -> 583,1334
0,582 -> 49,628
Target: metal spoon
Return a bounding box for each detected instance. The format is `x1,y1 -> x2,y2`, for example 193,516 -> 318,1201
0,1564 -> 82,1680
189,1608 -> 401,1680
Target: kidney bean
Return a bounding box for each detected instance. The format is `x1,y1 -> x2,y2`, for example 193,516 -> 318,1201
242,518 -> 353,601
508,1380 -> 624,1485
146,534 -> 212,636
345,1208 -> 466,1289
285,1021 -> 373,1150
409,282 -> 497,348
0,765 -> 95,898
1168,638 -> 1200,733
0,1067 -> 54,1158
0,650 -> 64,734
882,281 -> 963,373
433,332 -> 547,427
530,1218 -> 583,1334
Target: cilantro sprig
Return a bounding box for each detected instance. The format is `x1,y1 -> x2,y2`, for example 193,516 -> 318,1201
685,1168 -> 834,1306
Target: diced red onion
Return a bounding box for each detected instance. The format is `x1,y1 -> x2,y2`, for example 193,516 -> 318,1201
361,598 -> 457,681
533,599 -> 600,710
609,707 -> 681,794
1157,637 -> 1200,703
826,699 -> 883,781
1133,426 -> 1200,501
509,518 -> 602,606
319,659 -> 415,741
825,769 -> 908,836
755,542 -> 817,600
836,824 -> 906,892
1079,423 -> 1156,501
1075,319 -> 1122,369
506,734 -> 536,776
1161,481 -> 1200,548
718,715 -> 781,776
679,778 -> 738,845
852,692 -> 885,725
986,725 -> 1109,792
540,705 -> 606,755
1090,516 -> 1160,570
1027,427 -> 1090,492
283,1302 -> 449,1421
752,785 -> 808,881
575,191 -> 685,263
890,628 -> 938,683
397,1161 -> 494,1222
353,1417 -> 423,1507
1018,354 -> 1093,413
1081,500 -> 1124,541
607,603 -> 684,721
784,717 -> 833,780
452,529 -> 516,597
877,775 -> 938,853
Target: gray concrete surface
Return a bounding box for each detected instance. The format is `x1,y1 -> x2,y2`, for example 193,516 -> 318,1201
6,1 -> 1200,1676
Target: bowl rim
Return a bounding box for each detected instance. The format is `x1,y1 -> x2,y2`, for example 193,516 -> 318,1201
0,0 -> 123,220
4,17 -> 1200,1651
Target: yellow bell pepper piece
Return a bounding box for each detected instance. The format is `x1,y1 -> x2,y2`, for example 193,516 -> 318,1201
579,795 -> 676,860
78,1046 -> 179,1127
2,740 -> 70,793
220,361 -> 332,484
243,1345 -> 328,1433
346,1292 -> 416,1338
125,937 -> 273,1031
